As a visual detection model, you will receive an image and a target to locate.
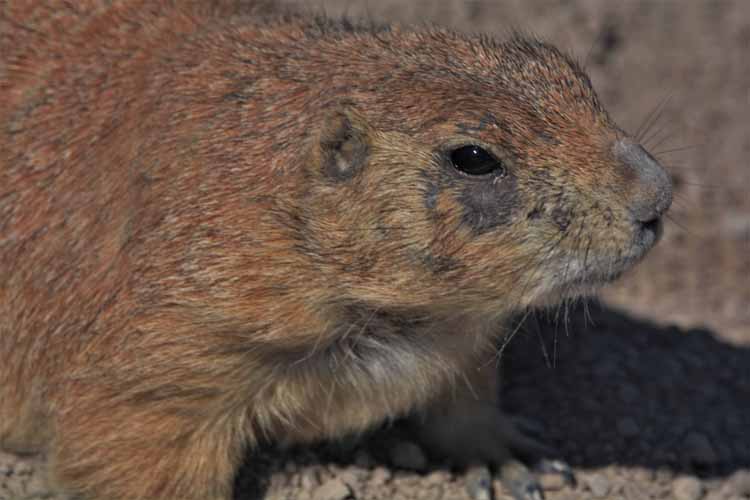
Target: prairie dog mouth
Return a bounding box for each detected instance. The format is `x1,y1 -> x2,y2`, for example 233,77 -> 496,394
634,216 -> 665,250
534,221 -> 665,304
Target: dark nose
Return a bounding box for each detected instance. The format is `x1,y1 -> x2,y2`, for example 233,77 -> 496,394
613,139 -> 673,223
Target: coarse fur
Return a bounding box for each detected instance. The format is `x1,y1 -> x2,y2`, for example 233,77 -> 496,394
0,1 -> 672,499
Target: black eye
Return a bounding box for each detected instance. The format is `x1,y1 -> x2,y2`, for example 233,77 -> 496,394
450,145 -> 505,176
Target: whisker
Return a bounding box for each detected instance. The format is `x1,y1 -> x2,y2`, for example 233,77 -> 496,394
648,128 -> 678,152
659,162 -> 694,170
497,307 -> 533,359
654,144 -> 701,156
665,213 -> 697,237
531,312 -> 552,370
670,197 -> 690,211
642,119 -> 672,150
635,93 -> 673,144
582,297 -> 594,327
494,230 -> 569,362
678,181 -> 722,189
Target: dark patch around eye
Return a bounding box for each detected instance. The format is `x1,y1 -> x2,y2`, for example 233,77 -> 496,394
423,150 -> 521,235
424,179 -> 440,210
459,173 -> 521,234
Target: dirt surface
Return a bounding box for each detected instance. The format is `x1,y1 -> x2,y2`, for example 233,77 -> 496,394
2,1 -> 747,500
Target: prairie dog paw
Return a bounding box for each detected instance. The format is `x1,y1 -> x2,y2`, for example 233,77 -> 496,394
414,402 -> 572,500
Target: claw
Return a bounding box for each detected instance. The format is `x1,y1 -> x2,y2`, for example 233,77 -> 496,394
534,458 -> 576,488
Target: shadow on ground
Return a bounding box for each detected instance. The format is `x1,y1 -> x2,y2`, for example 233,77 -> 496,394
503,302 -> 750,475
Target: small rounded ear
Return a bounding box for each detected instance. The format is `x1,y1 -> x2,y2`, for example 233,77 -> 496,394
313,104 -> 374,181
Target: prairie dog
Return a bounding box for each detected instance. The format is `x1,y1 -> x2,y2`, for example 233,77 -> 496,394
0,1 -> 672,499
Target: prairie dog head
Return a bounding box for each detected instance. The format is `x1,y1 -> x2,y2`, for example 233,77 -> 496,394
299,33 -> 672,318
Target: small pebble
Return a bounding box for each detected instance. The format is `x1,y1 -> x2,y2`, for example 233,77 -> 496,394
586,474 -> 611,498
622,481 -> 649,500
337,470 -> 360,488
465,465 -> 492,500
632,467 -> 655,482
672,476 -> 704,500
538,471 -> 567,491
536,459 -> 575,488
388,441 -> 428,472
728,469 -> 750,496
300,469 -> 320,490
369,466 -> 392,486
312,478 -> 352,500
424,470 -> 449,486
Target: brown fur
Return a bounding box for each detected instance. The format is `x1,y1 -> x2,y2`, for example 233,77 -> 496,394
0,2 -> 671,499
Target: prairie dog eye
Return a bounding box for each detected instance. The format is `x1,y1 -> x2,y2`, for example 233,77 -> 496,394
450,145 -> 506,176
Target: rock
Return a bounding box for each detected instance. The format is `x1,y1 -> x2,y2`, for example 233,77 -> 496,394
684,432 -> 719,466
585,473 -> 611,498
312,478 -> 352,500
424,470 -> 449,486
388,441 -> 428,472
538,471 -> 567,491
300,469 -> 321,490
728,469 -> 750,496
622,481 -> 649,500
672,476 -> 704,500
369,466 -> 392,486
337,470 -> 360,489
632,467 -> 655,482
465,465 -> 492,500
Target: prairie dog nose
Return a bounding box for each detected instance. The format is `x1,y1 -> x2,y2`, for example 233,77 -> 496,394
613,139 -> 673,223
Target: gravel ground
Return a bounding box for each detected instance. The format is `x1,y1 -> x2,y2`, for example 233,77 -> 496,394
2,1 -> 747,499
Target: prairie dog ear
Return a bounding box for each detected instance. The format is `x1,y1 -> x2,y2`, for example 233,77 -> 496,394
313,104 -> 373,181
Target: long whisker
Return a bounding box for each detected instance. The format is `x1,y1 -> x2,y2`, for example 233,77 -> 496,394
648,128 -> 678,152
635,93 -> 673,144
531,312 -> 553,369
642,119 -> 672,150
654,144 -> 701,156
493,230 -> 570,362
664,213 -> 697,237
